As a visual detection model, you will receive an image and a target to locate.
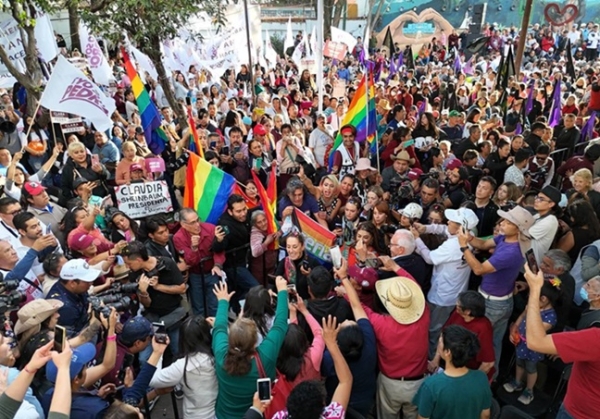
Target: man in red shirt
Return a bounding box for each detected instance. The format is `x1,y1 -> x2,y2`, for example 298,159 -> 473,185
524,264 -> 600,419
173,207 -> 226,317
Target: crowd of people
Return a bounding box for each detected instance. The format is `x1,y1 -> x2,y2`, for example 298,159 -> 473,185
0,17 -> 598,419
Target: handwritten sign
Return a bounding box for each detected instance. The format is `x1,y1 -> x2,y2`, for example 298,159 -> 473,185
114,181 -> 172,219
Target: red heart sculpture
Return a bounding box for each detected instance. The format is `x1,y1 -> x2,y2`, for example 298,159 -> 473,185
544,3 -> 579,27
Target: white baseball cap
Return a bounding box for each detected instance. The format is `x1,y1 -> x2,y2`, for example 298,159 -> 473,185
445,208 -> 479,230
60,259 -> 102,282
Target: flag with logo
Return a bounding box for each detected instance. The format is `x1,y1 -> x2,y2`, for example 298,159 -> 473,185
40,56 -> 116,132
79,25 -> 113,86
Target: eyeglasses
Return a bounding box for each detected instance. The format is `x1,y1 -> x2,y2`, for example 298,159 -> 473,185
534,195 -> 551,203
4,209 -> 22,216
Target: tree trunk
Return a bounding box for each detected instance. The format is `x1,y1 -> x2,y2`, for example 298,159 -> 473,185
323,0 -> 334,40
22,25 -> 43,117
68,0 -> 81,51
145,37 -> 188,130
332,0 -> 346,29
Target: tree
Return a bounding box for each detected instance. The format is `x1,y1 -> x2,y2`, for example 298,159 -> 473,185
0,0 -> 53,117
83,0 -> 228,128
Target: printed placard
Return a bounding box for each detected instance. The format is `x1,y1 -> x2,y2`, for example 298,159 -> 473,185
114,180 -> 173,218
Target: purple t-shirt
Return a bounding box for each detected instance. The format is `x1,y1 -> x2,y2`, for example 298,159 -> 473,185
480,235 -> 524,297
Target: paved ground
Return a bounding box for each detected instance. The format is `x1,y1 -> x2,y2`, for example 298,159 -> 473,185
147,394 -> 183,419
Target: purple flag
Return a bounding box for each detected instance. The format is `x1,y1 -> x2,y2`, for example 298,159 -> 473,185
514,122 -> 522,136
581,111 -> 597,143
397,51 -> 404,69
418,99 -> 426,117
387,58 -> 396,82
453,49 -> 461,74
548,79 -> 562,128
525,80 -> 535,116
358,48 -> 365,65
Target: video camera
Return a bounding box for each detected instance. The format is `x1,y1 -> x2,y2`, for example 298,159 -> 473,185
0,290 -> 27,313
89,295 -> 134,318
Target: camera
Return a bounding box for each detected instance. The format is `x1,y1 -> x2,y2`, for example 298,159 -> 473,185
0,273 -> 20,292
380,224 -> 398,235
0,290 -> 27,311
89,295 -> 134,318
104,282 -> 139,294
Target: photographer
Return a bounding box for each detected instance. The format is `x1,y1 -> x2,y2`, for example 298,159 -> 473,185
442,161 -> 469,210
223,126 -> 250,183
122,241 -> 186,360
46,259 -> 102,336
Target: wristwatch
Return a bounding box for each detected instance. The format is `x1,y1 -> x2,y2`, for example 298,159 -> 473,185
460,246 -> 469,253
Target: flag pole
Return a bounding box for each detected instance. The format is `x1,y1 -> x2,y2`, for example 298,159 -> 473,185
242,0 -> 256,106
316,0 -> 324,112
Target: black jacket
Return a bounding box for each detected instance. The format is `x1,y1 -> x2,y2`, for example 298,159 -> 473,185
61,156 -> 110,200
212,212 -> 251,269
475,201 -> 500,238
379,253 -> 431,294
452,138 -> 478,161
554,126 -> 580,161
483,152 -> 510,186
145,237 -> 181,262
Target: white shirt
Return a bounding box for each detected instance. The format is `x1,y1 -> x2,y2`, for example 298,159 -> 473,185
588,31 -> 599,49
417,232 -> 472,307
150,353 -> 217,419
529,213 -> 558,263
308,128 -> 333,167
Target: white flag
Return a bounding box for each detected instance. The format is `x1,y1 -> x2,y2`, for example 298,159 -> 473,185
291,34 -> 305,68
41,56 -> 116,132
129,44 -> 158,81
309,26 -> 316,59
34,12 -> 59,62
265,30 -> 278,67
284,17 -> 294,53
331,27 -> 357,52
79,25 -> 112,86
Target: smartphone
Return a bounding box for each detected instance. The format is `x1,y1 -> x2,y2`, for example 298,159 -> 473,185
222,226 -> 230,235
525,249 -> 539,274
91,154 -> 100,166
462,219 -> 468,235
330,246 -> 342,269
185,96 -> 192,106
220,146 -> 230,155
45,223 -> 52,235
301,260 -> 310,271
287,284 -> 297,303
257,378 -> 271,401
100,195 -> 112,209
233,146 -> 241,154
365,258 -> 383,269
118,353 -> 134,382
152,322 -> 168,344
209,141 -> 217,149
54,325 -> 66,353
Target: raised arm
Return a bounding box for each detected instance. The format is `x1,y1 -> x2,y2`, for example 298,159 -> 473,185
322,316 -> 352,412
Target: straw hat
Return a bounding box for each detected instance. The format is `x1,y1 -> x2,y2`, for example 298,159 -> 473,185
377,99 -> 392,111
375,276 -> 425,325
15,299 -> 63,339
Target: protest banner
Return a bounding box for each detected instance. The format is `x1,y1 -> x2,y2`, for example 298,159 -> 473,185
60,120 -> 85,134
300,58 -> 318,75
114,181 -> 172,219
323,41 -> 348,61
50,111 -> 71,124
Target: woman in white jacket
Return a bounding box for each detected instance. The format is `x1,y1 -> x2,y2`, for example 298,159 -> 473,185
150,316 -> 218,418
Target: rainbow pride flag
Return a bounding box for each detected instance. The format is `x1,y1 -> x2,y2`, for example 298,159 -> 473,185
292,208 -> 336,263
251,170 -> 278,248
328,74 -> 377,168
186,107 -> 204,159
184,152 -> 235,224
121,48 -> 168,155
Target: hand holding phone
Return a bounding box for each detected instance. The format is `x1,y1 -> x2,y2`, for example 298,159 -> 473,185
152,322 -> 168,344
257,378 -> 271,401
91,154 -> 100,166
525,249 -> 539,275
330,246 -> 342,269
54,325 -> 66,353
